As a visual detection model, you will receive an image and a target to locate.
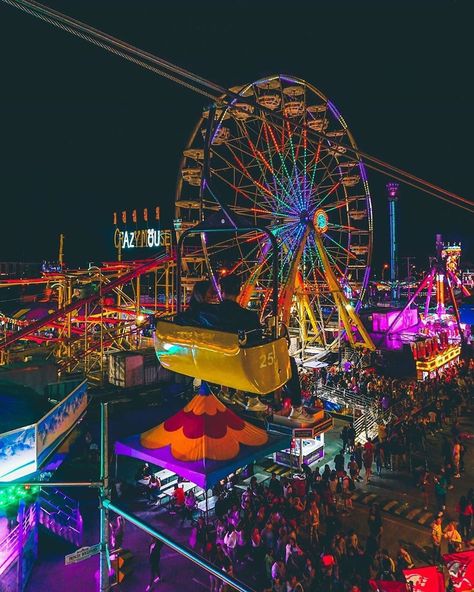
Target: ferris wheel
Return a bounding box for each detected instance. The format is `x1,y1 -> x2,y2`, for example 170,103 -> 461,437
175,74 -> 375,353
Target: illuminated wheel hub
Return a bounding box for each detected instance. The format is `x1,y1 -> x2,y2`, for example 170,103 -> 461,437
314,209 -> 329,234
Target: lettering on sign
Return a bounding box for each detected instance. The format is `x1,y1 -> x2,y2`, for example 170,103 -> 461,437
65,544 -> 101,565
293,428 -> 315,439
114,228 -> 172,250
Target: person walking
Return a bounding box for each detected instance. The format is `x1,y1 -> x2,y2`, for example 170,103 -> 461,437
341,471 -> 355,511
354,443 -> 363,475
347,424 -> 356,453
374,441 -> 384,477
431,516 -> 443,565
224,524 -> 238,563
340,425 -> 349,453
308,500 -> 320,545
181,489 -> 196,526
419,469 -> 431,511
367,503 -> 383,547
146,537 -> 164,591
334,450 -> 345,475
348,456 -> 360,482
434,475 -> 447,514
396,543 -> 414,579
110,515 -> 125,550
457,495 -> 473,542
443,521 -> 463,553
147,475 -> 161,504
362,446 -> 373,484
452,439 -> 461,478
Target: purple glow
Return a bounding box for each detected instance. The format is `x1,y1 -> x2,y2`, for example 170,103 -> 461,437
327,100 -> 341,120
356,265 -> 371,312
359,161 -> 368,182
372,308 -> 419,333
386,182 -> 399,199
279,75 -> 297,84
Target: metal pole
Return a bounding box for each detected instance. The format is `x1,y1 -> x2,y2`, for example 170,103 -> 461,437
103,500 -> 253,592
0,482 -> 102,488
99,402 -> 110,592
387,182 -> 399,302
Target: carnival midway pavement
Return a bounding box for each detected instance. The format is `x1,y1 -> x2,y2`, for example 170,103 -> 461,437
24,399 -> 474,592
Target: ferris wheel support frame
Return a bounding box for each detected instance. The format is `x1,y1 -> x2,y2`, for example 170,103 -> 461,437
313,228 -> 375,351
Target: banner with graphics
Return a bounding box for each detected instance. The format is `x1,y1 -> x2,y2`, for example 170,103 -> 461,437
36,381 -> 88,467
403,566 -> 445,592
443,551 -> 474,592
0,424 -> 36,481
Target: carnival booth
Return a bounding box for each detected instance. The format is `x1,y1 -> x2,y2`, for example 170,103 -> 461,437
411,333 -> 461,381
115,384 -> 290,509
273,416 -> 333,468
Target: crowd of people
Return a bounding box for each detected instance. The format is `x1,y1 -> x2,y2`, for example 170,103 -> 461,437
135,275 -> 473,592
172,358 -> 472,592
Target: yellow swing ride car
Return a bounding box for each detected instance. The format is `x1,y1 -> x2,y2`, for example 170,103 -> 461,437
154,320 -> 291,395
154,212 -> 291,395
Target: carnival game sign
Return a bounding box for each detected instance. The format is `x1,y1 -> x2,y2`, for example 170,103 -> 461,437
443,551 -> 474,591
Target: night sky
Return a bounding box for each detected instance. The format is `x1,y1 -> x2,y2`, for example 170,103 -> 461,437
0,0 -> 472,276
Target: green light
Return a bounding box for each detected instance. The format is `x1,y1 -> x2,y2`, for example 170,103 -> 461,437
0,483 -> 40,509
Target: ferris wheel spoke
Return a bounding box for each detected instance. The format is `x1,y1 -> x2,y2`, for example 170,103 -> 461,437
284,120 -> 306,208
327,222 -> 359,233
216,145 -> 278,210
261,118 -> 304,210
209,165 -> 273,213
262,118 -> 303,206
314,180 -> 343,210
324,195 -> 360,213
307,139 -> 323,199
259,119 -> 291,205
279,224 -> 312,324
326,236 -> 358,263
311,158 -> 343,195
278,226 -> 303,270
237,120 -> 296,212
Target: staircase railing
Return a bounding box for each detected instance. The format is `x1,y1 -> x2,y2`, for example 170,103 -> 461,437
317,384 -> 373,410
39,488 -> 83,547
0,503 -> 37,576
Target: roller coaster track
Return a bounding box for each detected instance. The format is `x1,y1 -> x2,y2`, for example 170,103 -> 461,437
0,253 -> 173,352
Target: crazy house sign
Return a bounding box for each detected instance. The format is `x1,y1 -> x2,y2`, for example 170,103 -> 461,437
113,207 -> 172,251
114,227 -> 171,249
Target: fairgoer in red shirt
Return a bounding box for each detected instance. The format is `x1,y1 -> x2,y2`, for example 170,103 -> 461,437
173,485 -> 185,507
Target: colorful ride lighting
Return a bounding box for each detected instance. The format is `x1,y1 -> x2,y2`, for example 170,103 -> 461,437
313,209 -> 329,234
415,344 -> 461,373
135,314 -> 146,326
386,181 -> 400,199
